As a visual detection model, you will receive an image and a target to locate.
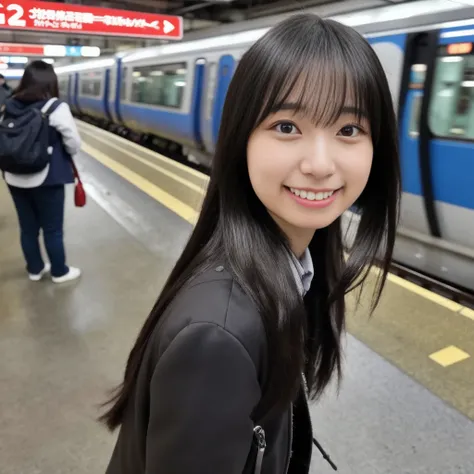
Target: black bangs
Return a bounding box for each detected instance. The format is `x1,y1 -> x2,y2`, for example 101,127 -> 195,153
254,15 -> 383,140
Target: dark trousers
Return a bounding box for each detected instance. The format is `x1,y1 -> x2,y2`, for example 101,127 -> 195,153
8,185 -> 68,278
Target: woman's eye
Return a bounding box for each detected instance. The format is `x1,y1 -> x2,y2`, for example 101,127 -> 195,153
275,122 -> 299,134
338,125 -> 361,138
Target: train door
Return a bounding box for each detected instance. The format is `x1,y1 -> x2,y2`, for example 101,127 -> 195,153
395,27 -> 474,289
212,55 -> 234,147
427,28 -> 474,249
108,64 -> 118,123
200,59 -> 217,155
116,61 -> 126,125
103,68 -> 112,122
73,72 -> 82,115
69,74 -> 77,114
200,54 -> 235,156
398,31 -> 439,237
399,28 -> 474,249
191,58 -> 205,149
67,74 -> 72,105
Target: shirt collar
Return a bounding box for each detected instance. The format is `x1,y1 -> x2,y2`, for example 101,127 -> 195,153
288,247 -> 314,296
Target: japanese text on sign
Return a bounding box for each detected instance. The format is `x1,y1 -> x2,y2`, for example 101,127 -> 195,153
0,1 -> 183,39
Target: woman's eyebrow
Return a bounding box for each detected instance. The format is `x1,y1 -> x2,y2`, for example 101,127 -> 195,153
339,106 -> 368,119
270,102 -> 301,113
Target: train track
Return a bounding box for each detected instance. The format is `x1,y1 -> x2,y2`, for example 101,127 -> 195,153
390,261 -> 474,310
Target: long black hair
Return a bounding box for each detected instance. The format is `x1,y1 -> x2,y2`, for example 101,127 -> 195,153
14,60 -> 59,103
100,13 -> 400,429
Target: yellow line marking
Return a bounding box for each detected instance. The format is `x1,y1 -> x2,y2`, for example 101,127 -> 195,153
77,120 -> 209,182
81,130 -> 474,320
81,142 -> 199,225
385,272 -> 463,312
429,345 -> 470,367
81,130 -> 206,196
460,306 -> 474,321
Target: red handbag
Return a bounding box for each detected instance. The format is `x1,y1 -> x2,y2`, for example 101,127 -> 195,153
71,160 -> 86,207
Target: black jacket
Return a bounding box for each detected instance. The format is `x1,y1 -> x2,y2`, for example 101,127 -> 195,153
106,264 -> 314,474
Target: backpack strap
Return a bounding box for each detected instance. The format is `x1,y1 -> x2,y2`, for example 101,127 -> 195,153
41,97 -> 61,116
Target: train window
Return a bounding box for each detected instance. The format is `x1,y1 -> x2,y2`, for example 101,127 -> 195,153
409,94 -> 422,136
409,64 -> 426,89
429,45 -> 474,140
131,62 -> 186,108
81,71 -> 102,97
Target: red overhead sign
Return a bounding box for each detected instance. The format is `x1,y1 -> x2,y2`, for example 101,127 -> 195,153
0,1 -> 183,39
0,42 -> 43,55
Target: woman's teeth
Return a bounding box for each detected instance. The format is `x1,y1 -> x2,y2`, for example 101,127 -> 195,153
289,188 -> 335,201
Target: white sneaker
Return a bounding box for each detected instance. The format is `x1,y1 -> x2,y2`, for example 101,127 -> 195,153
52,267 -> 81,284
29,263 -> 51,282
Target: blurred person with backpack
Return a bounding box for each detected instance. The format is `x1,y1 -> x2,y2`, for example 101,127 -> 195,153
0,60 -> 82,283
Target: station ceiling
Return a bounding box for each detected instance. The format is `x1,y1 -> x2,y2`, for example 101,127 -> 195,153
79,0 -> 408,23
0,0 -> 412,56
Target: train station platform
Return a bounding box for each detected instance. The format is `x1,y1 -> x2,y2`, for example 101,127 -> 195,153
1,121 -> 473,474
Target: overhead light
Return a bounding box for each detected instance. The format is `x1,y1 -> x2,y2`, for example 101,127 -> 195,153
441,29 -> 474,39
461,81 -> 474,87
81,46 -> 101,58
0,56 -> 28,64
54,58 -> 115,74
3,68 -> 24,78
441,56 -> 464,62
10,56 -> 28,64
44,45 -> 66,57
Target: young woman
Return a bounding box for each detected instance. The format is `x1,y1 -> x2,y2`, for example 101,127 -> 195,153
4,60 -> 81,283
101,13 -> 400,474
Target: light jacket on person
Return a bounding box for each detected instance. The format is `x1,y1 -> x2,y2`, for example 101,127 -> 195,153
3,97 -> 81,188
105,263 -> 315,474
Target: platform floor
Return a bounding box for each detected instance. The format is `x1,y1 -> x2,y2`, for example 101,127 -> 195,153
0,132 -> 473,473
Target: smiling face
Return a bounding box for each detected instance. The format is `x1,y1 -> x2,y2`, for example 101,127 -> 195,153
247,100 -> 373,255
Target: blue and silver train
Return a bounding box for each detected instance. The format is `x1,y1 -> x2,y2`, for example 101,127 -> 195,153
55,0 -> 474,293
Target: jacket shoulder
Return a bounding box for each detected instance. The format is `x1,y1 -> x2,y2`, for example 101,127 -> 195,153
154,265 -> 266,375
